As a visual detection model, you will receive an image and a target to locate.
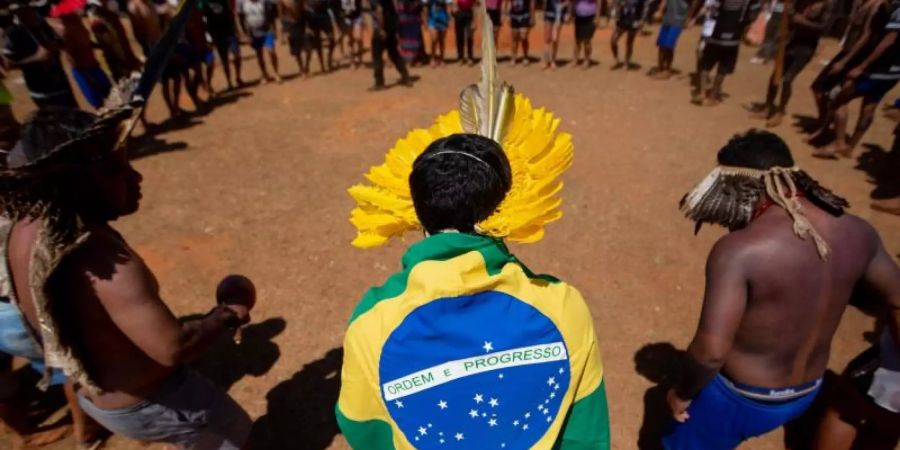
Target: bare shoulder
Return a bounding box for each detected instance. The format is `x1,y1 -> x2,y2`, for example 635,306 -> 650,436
707,228 -> 766,266
64,226 -> 158,301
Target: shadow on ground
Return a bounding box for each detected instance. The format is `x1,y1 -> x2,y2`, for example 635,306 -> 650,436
855,133 -> 900,200
189,317 -> 287,391
251,347 -> 343,450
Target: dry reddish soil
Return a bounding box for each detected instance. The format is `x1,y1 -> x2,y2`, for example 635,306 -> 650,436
3,15 -> 900,450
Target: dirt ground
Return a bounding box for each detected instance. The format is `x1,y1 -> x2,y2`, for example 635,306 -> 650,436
3,16 -> 900,450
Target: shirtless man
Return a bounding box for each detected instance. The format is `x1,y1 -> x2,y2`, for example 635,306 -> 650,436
665,130 -> 900,449
3,108 -> 254,449
127,0 -> 163,58
808,0 -> 885,133
86,0 -> 142,81
813,0 -> 898,159
279,0 -> 308,75
58,13 -> 112,110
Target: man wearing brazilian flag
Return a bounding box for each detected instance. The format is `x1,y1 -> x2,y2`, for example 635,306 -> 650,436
337,6 -> 610,450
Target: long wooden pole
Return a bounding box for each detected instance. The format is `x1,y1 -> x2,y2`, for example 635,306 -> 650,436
773,0 -> 792,86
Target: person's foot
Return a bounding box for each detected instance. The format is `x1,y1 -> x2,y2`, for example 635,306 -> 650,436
542,61 -> 551,70
834,143 -> 855,158
611,61 -> 625,70
626,62 -> 640,71
871,197 -> 900,216
459,58 -> 467,66
811,147 -> 839,159
651,70 -> 671,80
368,82 -> 387,92
550,61 -> 557,71
236,78 -> 246,87
765,112 -> 784,128
574,58 -> 583,66
511,58 -> 518,66
399,76 -> 414,87
690,92 -> 703,105
274,74 -> 283,84
703,96 -> 721,107
523,57 -> 531,66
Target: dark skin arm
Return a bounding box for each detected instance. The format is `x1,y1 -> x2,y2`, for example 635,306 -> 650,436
668,238 -> 749,422
832,1 -> 884,73
685,0 -> 704,28
792,1 -> 826,30
85,232 -> 250,367
847,30 -> 897,79
862,228 -> 900,348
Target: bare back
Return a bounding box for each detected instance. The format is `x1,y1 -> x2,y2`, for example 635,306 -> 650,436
9,219 -> 175,409
714,200 -> 879,387
280,0 -> 305,22
127,0 -> 163,49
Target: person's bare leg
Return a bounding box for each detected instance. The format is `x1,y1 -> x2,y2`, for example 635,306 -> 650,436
64,383 -> 105,447
205,58 -> 216,95
611,28 -> 621,67
511,31 -> 520,65
692,70 -> 708,104
268,47 -> 281,82
438,30 -> 446,65
430,28 -> 439,67
842,99 -> 878,156
544,21 -> 553,68
233,47 -> 244,85
625,29 -> 636,68
550,24 -> 560,69
326,32 -> 336,70
255,50 -> 271,82
522,30 -> 531,65
584,40 -> 592,69
813,407 -> 856,450
706,73 -> 725,105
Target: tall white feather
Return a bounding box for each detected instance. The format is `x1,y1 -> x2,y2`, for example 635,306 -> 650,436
458,3 -> 515,142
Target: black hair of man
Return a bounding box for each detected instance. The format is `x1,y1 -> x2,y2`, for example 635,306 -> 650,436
717,129 -> 849,217
410,133 -> 512,235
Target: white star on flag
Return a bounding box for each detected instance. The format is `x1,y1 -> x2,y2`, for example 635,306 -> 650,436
438,400 -> 448,410
501,444 -> 507,448
489,398 -> 499,407
537,404 -> 544,411
559,367 -> 565,374
474,394 -> 484,403
440,439 -> 445,444
483,341 -> 494,352
525,412 -> 531,419
547,416 -> 552,423
498,373 -> 504,379
418,427 -> 427,436
482,412 -> 487,418
428,423 -> 433,428
395,400 -> 404,408
550,392 -> 556,399
547,376 -> 556,386
488,418 -> 498,427
554,384 -> 561,391
455,433 -> 464,441
469,409 -> 479,418
545,399 -> 549,404
523,424 -> 530,431
513,420 -> 520,426
542,409 -> 548,415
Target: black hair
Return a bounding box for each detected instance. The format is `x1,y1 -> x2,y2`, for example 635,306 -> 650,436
717,129 -> 795,169
1,108 -> 99,244
717,129 -> 848,216
410,134 -> 512,235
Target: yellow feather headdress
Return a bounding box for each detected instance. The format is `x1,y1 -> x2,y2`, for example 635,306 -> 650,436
347,7 -> 573,249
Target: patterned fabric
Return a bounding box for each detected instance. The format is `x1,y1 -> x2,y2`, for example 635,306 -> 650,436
337,233 -> 611,450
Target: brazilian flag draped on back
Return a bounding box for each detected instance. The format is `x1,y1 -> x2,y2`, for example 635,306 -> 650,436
336,233 -> 610,450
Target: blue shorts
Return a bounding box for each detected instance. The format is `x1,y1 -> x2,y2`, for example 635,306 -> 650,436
662,374 -> 821,450
251,32 -> 276,50
855,77 -> 899,103
0,301 -> 66,386
71,66 -> 112,109
657,25 -> 682,50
